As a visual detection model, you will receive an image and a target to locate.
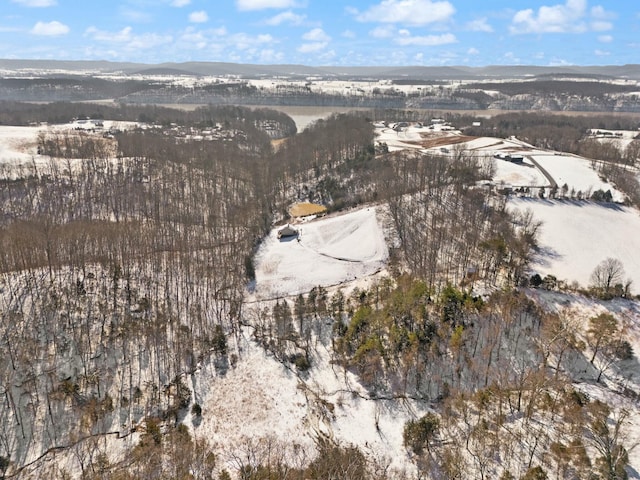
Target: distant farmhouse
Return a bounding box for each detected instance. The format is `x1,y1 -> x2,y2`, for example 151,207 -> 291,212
494,152 -> 524,164
277,224 -> 298,239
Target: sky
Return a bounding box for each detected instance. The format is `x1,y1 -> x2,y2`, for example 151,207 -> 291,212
1,0 -> 639,67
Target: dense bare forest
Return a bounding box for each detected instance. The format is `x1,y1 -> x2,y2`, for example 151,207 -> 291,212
0,102 -> 637,479
0,103 -> 376,478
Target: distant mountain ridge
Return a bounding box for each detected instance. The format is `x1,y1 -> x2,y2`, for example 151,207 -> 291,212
2,58 -> 640,80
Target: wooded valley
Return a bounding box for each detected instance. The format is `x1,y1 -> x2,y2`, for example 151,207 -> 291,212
0,102 -> 638,479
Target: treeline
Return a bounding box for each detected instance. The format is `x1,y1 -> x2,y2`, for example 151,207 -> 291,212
0,77 -> 156,102
464,80 -> 639,97
0,101 -> 297,138
382,149 -> 538,289
461,111 -> 638,153
0,104 -> 269,469
269,113 -> 376,214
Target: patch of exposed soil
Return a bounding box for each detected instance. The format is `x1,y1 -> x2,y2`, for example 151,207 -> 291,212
416,134 -> 478,149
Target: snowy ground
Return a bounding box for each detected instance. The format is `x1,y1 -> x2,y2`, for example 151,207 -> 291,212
0,125 -> 42,169
250,207 -> 389,300
531,153 -> 625,201
192,324 -> 424,477
375,125 -> 429,152
0,122 -> 136,177
492,157 -> 549,187
591,129 -> 639,153
510,198 -> 640,289
529,289 -> 640,476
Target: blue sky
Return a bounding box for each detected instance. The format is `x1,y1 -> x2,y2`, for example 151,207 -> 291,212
1,0 -> 639,66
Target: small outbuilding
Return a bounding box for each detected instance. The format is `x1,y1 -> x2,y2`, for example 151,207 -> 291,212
277,224 -> 298,239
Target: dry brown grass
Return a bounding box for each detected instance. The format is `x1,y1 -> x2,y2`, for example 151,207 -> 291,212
417,134 -> 478,148
289,202 -> 327,217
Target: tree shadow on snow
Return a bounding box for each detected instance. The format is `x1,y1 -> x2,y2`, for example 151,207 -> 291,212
514,198 -> 626,211
626,465 -> 640,480
532,246 -> 562,268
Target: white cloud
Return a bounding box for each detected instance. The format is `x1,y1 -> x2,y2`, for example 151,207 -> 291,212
590,5 -> 616,32
85,26 -> 133,43
467,47 -> 479,55
503,51 -> 521,63
297,29 -> 330,53
171,0 -> 191,6
594,49 -> 610,56
302,28 -> 330,42
119,8 -> 153,23
370,25 -> 395,38
236,0 -> 299,11
342,30 -> 356,39
189,11 -> 209,23
11,0 -> 56,6
297,42 -> 328,53
393,32 -> 456,46
510,0 -> 588,34
466,17 -> 493,33
257,49 -> 285,62
318,49 -> 336,61
264,11 -> 306,26
590,21 -> 612,32
510,1 -> 615,35
178,27 -> 210,49
355,0 -> 455,26
598,34 -> 613,43
84,26 -> 173,50
591,5 -> 616,20
176,27 -> 279,54
30,20 -> 69,36
227,32 -> 275,50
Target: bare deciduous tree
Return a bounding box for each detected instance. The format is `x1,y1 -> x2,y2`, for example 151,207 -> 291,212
590,258 -> 627,298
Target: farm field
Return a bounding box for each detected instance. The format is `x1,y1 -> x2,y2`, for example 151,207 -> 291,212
510,198 -> 640,288
531,153 -> 626,202
251,206 -> 389,300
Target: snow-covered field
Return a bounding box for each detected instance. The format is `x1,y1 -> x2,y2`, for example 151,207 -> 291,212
0,122 -> 137,177
532,153 -> 625,201
511,198 -> 640,289
251,207 -> 389,300
0,125 -> 41,168
374,122 -> 638,293
591,129 -> 639,152
492,157 -> 549,187
375,124 -> 429,152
